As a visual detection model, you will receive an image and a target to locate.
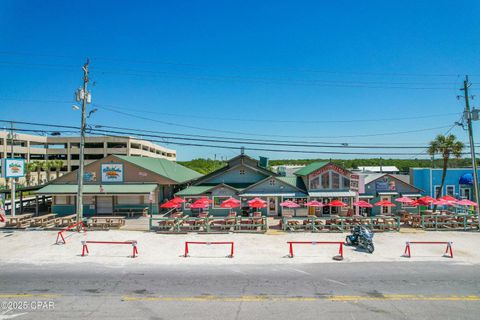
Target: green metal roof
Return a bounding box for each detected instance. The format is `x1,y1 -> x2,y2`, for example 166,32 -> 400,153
294,162 -> 329,176
277,176 -> 306,190
115,155 -> 203,183
175,185 -> 213,196
35,184 -> 158,194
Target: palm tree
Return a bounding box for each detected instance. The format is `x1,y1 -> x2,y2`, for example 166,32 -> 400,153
428,134 -> 464,205
32,160 -> 43,185
25,162 -> 37,186
41,160 -> 53,182
52,160 -> 64,179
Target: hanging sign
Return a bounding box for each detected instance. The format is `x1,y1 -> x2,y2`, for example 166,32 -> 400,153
2,158 -> 26,178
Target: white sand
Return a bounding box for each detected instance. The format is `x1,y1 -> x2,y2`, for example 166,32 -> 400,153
1,229 -> 479,266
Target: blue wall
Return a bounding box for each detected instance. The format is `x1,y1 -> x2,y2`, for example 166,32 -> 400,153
411,168 -> 480,199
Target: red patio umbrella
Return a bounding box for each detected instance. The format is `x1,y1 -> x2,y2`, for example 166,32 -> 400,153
456,199 -> 478,207
171,197 -> 186,204
439,195 -> 457,202
198,196 -> 213,204
327,200 -> 348,207
190,202 -> 208,209
418,196 -> 435,204
192,198 -> 211,207
374,200 -> 396,207
248,198 -> 267,208
432,199 -> 454,206
304,200 -> 324,207
280,200 -> 300,208
395,196 -> 414,204
220,197 -> 241,209
160,200 -> 181,209
352,200 -> 373,208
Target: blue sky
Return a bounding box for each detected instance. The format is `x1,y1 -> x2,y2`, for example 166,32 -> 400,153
1,0 -> 480,161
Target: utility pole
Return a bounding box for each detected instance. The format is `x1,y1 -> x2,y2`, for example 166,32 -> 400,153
75,59 -> 90,226
9,122 -> 15,217
461,75 -> 480,217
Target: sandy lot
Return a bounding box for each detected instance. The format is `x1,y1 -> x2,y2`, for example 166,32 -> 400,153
1,229 -> 479,267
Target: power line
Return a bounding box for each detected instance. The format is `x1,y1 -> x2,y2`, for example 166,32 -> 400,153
93,104 -> 457,139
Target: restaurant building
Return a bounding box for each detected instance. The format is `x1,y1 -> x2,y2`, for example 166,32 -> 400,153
35,155 -> 202,215
351,173 -> 423,215
176,154 -> 357,217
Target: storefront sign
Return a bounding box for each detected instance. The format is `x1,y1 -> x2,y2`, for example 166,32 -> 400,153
309,163 -> 350,180
101,163 -> 124,182
375,177 -> 396,191
2,158 -> 25,178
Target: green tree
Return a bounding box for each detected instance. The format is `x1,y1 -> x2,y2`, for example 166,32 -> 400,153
32,160 -> 43,185
50,160 -> 64,180
428,134 -> 464,205
25,162 -> 37,186
41,160 -> 53,182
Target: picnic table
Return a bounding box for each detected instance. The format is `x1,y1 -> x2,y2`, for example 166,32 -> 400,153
55,214 -> 77,227
89,216 -> 125,229
31,213 -> 57,228
113,207 -> 148,218
5,213 -> 33,228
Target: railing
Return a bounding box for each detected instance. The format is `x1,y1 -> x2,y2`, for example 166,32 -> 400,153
282,216 -> 400,232
420,214 -> 479,231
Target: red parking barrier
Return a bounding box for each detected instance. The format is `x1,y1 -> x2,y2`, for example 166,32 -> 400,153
81,240 -> 138,258
183,241 -> 234,258
0,213 -> 5,223
287,241 -> 344,259
56,221 -> 86,245
403,241 -> 453,258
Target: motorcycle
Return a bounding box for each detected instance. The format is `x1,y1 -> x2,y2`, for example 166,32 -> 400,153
345,226 -> 374,253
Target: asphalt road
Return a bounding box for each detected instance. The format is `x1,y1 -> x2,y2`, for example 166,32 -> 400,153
0,262 -> 479,320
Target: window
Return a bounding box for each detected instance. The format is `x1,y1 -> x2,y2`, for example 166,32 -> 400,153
332,173 -> 340,189
309,176 -> 320,189
461,188 -> 471,200
446,185 -> 455,196
343,177 -> 350,188
213,196 -> 230,208
269,179 -> 276,185
55,196 -> 69,205
434,185 -> 442,197
321,173 -> 330,189
239,169 -> 245,175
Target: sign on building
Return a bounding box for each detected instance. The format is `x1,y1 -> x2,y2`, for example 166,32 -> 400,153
101,163 -> 124,182
1,158 -> 26,178
350,174 -> 365,194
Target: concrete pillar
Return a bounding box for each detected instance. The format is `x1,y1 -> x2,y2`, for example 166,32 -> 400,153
35,195 -> 39,216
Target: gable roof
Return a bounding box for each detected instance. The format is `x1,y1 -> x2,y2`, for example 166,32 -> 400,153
193,159 -> 276,185
294,161 -> 329,176
115,155 -> 202,184
240,175 -> 306,194
364,173 -> 422,192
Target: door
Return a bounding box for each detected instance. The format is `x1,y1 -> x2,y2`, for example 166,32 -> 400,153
267,197 -> 278,216
381,196 -> 391,215
461,187 -> 471,200
96,196 -> 113,214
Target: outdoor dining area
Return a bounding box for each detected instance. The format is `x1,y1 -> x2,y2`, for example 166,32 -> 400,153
280,199 -> 400,232
280,195 -> 479,232
397,195 -> 479,231
3,213 -> 77,229
151,196 -> 268,233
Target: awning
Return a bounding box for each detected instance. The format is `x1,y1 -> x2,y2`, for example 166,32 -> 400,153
377,192 -> 399,196
308,191 -> 356,197
402,193 -> 422,197
35,184 -> 158,195
359,195 -> 375,199
239,192 -> 308,197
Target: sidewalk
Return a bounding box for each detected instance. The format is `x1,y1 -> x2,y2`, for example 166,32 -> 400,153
1,230 -> 479,267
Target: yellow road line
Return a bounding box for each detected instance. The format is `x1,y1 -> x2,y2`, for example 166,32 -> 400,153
121,294 -> 480,302
0,294 -> 60,299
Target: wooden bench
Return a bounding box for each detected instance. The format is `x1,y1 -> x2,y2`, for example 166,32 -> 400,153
30,213 -> 58,228
5,214 -> 33,228
89,216 -> 125,229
